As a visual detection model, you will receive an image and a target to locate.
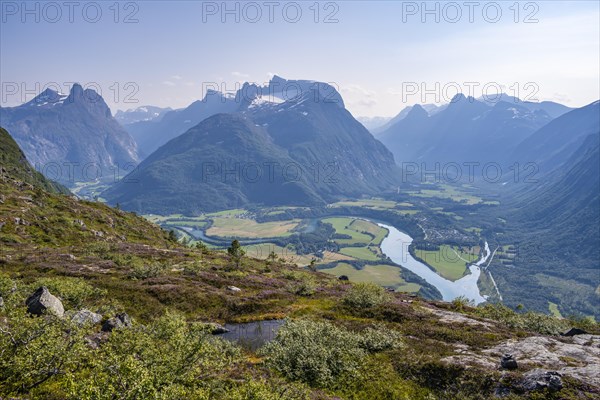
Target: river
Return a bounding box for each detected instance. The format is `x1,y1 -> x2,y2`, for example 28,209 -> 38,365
378,223 -> 489,304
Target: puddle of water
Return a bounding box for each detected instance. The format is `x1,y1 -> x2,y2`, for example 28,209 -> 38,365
216,319 -> 285,350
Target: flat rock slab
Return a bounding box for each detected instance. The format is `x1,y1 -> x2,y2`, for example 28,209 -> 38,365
443,334 -> 600,388
422,306 -> 495,328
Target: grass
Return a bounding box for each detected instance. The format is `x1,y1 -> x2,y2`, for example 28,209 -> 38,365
321,263 -> 421,293
243,243 -> 315,266
328,198 -> 399,209
414,245 -> 480,281
339,246 -> 380,261
408,184 -> 484,205
323,217 -> 388,246
322,217 -> 372,245
322,217 -> 388,262
205,209 -> 247,217
549,302 -> 563,318
207,218 -> 300,239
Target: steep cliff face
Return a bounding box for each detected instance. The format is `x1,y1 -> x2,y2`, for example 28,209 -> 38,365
0,84 -> 139,185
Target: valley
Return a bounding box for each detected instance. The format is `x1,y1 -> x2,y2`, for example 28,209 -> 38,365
2,3 -> 599,398
142,190 -> 496,303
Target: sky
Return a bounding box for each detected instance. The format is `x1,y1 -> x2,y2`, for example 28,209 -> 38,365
1,1 -> 599,117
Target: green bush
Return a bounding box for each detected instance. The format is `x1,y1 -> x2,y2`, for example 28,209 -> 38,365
288,275 -> 317,296
451,295 -> 474,312
0,272 -> 16,297
342,282 -> 391,310
474,304 -> 571,335
261,319 -> 365,387
358,325 -> 403,352
261,319 -> 402,388
129,263 -> 167,279
65,311 -> 242,399
34,276 -> 107,308
0,304 -> 90,396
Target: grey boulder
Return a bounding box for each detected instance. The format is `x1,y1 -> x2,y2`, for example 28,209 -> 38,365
102,312 -> 132,332
26,286 -> 64,317
522,369 -> 563,392
72,309 -> 103,325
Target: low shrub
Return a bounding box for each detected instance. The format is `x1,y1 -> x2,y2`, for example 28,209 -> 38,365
342,282 -> 391,310
261,319 -> 402,388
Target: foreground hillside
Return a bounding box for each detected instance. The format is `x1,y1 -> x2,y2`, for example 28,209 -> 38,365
1,128 -> 599,399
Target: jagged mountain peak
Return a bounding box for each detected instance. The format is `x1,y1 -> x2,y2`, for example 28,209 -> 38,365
25,87 -> 68,107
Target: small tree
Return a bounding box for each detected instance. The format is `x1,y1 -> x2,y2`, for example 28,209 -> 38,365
167,230 -> 178,243
308,257 -> 317,272
195,240 -> 208,253
227,240 -> 245,268
267,250 -> 278,265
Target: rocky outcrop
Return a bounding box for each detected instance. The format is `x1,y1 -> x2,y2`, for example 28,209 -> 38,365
101,313 -> 132,332
72,309 -> 103,325
500,354 -> 518,370
443,335 -> 600,388
25,286 -> 64,317
521,369 -> 563,392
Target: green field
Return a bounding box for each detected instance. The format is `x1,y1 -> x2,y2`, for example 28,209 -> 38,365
409,184 -> 484,205
242,243 -> 357,266
322,217 -> 372,245
548,302 -> 563,318
328,198 -> 399,210
339,246 -> 380,261
321,262 -> 421,293
322,217 -> 388,262
207,217 -> 300,239
415,245 -> 480,281
322,217 -> 388,246
205,209 -> 247,217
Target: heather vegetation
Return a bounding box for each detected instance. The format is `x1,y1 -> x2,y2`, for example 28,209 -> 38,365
1,127 -> 599,399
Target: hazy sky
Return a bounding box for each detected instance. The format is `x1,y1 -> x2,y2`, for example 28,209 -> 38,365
1,1 -> 599,117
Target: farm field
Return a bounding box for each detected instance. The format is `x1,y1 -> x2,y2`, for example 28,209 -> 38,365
322,217 -> 388,262
321,262 -> 421,293
322,217 -> 373,245
328,198 -> 399,209
207,217 -> 301,239
339,246 -> 380,261
408,184 -> 485,205
414,245 -> 480,281
242,244 -> 356,266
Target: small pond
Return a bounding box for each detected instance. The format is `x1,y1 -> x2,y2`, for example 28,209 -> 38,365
216,319 -> 285,350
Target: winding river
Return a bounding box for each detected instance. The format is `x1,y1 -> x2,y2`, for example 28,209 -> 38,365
378,223 -> 489,304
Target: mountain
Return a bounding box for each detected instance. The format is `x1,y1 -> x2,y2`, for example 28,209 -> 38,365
378,94 -> 553,168
478,93 -> 573,118
510,101 -> 600,175
123,90 -> 240,157
491,129 -> 600,319
0,127 -> 68,194
372,103 -> 442,135
114,105 -> 173,125
356,116 -> 391,131
103,77 -> 399,214
0,84 -> 139,186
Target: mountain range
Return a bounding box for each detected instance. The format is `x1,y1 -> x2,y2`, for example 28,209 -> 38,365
0,84 -> 139,186
491,106 -> 600,318
376,94 -> 569,172
114,105 -> 173,125
103,77 -> 399,214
